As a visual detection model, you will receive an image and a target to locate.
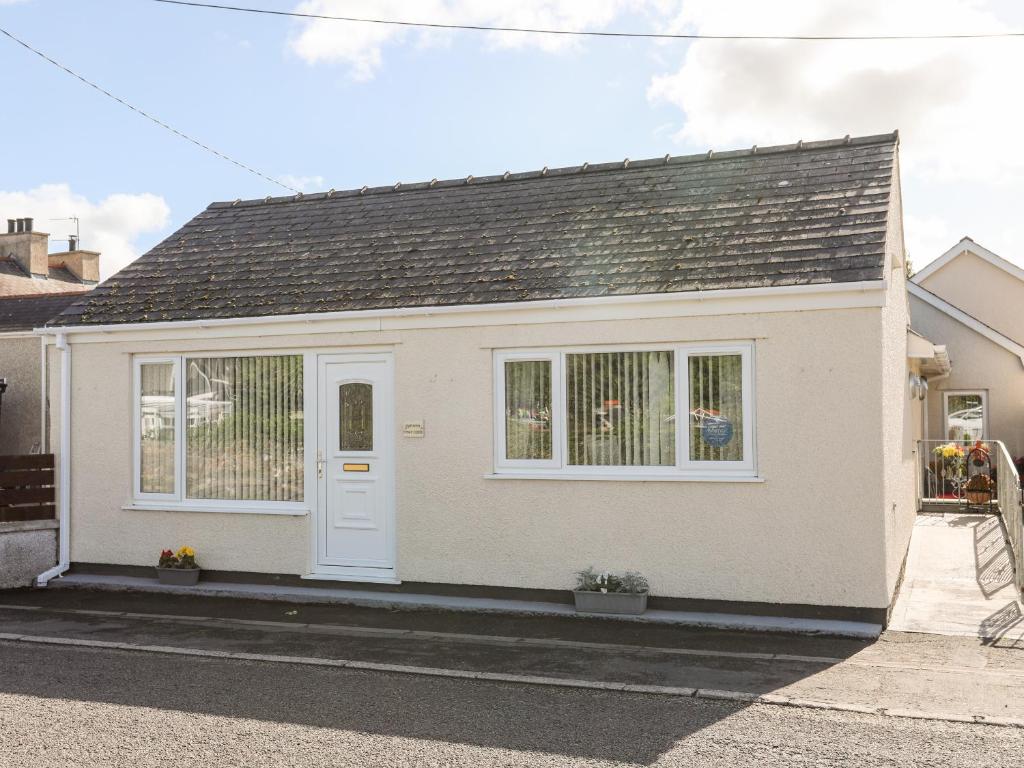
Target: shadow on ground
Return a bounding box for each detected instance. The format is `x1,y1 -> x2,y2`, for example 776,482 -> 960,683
0,641 -> 747,765
0,588 -> 874,765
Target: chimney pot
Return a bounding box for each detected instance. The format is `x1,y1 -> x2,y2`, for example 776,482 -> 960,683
6,219 -> 14,234
24,217 -> 32,232
15,219 -> 24,233
68,235 -> 78,251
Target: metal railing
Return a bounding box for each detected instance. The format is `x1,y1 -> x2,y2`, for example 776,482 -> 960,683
992,441 -> 1024,594
916,439 -> 1024,594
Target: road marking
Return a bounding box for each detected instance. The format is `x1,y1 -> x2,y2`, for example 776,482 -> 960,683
0,633 -> 1020,729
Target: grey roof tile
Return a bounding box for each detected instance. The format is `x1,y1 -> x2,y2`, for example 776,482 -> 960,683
0,293 -> 90,332
53,132 -> 897,326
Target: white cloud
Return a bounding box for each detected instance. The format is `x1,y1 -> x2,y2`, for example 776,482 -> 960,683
289,0 -> 646,79
645,0 -> 1024,267
904,214 -> 958,275
0,184 -> 170,280
279,174 -> 326,193
646,0 -> 1024,184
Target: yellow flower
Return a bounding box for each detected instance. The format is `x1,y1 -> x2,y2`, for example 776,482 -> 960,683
177,546 -> 195,558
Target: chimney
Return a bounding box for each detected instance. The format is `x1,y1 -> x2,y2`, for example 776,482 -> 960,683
0,217 -> 49,276
48,248 -> 100,284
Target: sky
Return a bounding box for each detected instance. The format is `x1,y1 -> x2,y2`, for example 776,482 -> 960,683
2,0 -> 1024,279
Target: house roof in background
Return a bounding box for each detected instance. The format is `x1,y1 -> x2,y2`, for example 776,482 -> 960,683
908,282 -> 1024,368
911,237 -> 1024,285
53,132 -> 898,327
0,293 -> 90,333
0,260 -> 87,296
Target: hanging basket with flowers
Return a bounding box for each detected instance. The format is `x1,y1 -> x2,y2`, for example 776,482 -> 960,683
964,473 -> 994,506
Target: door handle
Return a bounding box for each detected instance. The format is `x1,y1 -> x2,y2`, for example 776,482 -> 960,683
316,450 -> 325,479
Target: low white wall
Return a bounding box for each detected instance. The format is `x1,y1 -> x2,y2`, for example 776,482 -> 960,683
60,305 -> 893,610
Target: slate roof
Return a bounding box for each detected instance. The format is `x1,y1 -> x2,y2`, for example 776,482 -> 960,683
53,132 -> 898,327
0,293 -> 89,332
0,259 -> 87,296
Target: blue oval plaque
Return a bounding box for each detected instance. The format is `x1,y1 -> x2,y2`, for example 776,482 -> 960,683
701,417 -> 734,447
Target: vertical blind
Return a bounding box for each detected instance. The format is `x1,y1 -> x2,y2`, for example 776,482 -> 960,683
689,354 -> 744,462
504,360 -> 552,460
185,355 -> 304,501
139,362 -> 175,494
566,351 -> 675,466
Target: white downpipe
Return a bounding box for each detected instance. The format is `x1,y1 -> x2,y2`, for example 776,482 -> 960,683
38,336 -> 47,452
36,332 -> 70,586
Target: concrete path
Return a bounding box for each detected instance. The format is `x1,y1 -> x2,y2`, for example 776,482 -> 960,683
889,513 -> 1024,644
47,571 -> 881,637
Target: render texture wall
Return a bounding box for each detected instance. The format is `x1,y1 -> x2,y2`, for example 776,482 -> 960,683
878,161 -> 918,602
917,250 -> 1024,343
58,303 -> 893,609
910,295 -> 1024,457
0,334 -> 42,453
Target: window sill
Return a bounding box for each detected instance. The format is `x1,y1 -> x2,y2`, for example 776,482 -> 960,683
483,473 -> 764,483
123,502 -> 309,516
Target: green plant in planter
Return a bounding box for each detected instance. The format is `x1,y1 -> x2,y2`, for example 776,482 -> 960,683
575,566 -> 649,594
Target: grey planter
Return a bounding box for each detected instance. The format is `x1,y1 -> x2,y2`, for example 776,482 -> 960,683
573,590 -> 648,616
155,567 -> 201,586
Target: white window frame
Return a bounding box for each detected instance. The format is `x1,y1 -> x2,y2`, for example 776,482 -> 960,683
492,341 -> 757,480
131,352 -> 308,513
133,355 -> 181,502
494,351 -> 562,471
942,389 -> 988,441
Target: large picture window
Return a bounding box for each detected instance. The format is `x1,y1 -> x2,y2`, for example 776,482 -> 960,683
134,354 -> 305,507
494,343 -> 755,478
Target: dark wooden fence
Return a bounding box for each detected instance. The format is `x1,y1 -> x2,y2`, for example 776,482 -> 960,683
0,454 -> 56,522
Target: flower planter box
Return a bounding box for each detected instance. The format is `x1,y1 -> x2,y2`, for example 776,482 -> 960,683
155,567 -> 201,586
573,590 -> 647,616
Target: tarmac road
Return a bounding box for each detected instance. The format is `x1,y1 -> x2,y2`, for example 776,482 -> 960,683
1,641 -> 1022,768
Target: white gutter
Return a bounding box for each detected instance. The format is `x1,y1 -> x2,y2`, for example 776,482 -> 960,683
36,331 -> 70,586
34,279 -> 888,336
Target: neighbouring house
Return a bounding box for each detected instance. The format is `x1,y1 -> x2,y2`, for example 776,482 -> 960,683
0,218 -> 100,453
38,132 -> 936,624
909,238 -> 1024,458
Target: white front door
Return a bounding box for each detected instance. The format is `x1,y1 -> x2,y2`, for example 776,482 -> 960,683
316,353 -> 395,575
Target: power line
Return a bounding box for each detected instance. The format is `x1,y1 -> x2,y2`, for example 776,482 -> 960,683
0,25 -> 299,193
153,0 -> 1024,41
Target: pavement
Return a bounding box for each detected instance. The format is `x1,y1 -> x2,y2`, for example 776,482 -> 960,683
890,512 -> 1024,643
47,570 -> 883,637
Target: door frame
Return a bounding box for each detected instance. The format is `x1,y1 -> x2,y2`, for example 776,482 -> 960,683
308,351 -> 398,583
